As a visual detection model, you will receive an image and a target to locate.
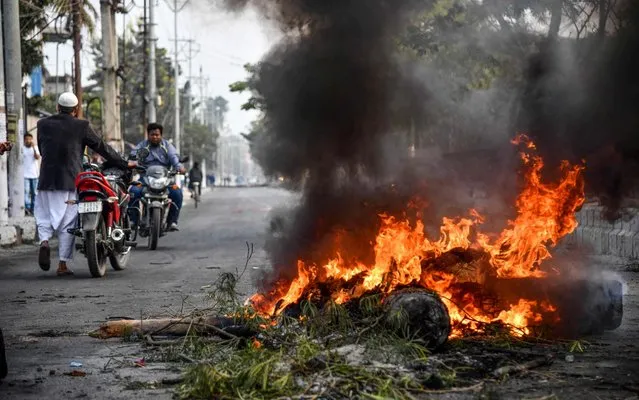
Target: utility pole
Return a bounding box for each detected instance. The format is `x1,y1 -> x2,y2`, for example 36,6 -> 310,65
101,0 -> 122,152
199,66 -> 205,125
2,0 -> 25,218
147,0 -> 157,122
167,0 -> 190,154
140,0 -> 148,130
173,0 -> 181,154
72,0 -> 83,118
186,39 -> 196,124
0,6 -> 9,226
172,38 -> 198,124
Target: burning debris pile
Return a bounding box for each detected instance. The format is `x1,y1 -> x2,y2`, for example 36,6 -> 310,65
90,135 -> 623,398
248,135 -> 623,343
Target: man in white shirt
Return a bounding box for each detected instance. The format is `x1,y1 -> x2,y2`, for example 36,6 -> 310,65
23,133 -> 40,215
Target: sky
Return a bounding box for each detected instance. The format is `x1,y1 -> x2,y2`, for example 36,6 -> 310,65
41,0 -> 278,136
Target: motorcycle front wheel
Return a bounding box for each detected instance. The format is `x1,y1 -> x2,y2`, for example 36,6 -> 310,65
148,208 -> 161,250
86,216 -> 108,278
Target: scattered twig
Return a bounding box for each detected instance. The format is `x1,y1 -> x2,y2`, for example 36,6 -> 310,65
202,322 -> 240,340
179,353 -> 197,364
161,376 -> 185,385
355,314 -> 384,344
523,395 -> 558,400
144,334 -> 181,346
491,354 -> 554,378
415,381 -> 485,394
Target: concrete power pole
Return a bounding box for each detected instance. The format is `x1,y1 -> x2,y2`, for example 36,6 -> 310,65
101,0 -> 122,152
72,0 -> 83,118
175,38 -> 198,124
173,0 -> 181,154
2,0 -> 25,218
0,6 -> 9,226
147,0 -> 157,123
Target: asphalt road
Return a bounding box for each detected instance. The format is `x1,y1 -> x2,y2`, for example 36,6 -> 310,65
0,186 -> 638,399
0,186 -> 295,399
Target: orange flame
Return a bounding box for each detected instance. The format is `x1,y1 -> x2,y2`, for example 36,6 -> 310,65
250,135 -> 585,336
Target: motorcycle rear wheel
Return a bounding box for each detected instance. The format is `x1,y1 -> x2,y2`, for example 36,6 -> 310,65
148,208 -> 161,250
86,216 -> 108,278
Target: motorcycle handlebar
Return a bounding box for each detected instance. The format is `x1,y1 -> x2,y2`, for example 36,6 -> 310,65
133,165 -> 183,176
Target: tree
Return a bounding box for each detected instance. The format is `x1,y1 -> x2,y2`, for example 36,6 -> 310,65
181,123 -> 219,168
88,24 -> 176,144
50,0 -> 98,116
211,96 -> 229,131
19,1 -> 53,75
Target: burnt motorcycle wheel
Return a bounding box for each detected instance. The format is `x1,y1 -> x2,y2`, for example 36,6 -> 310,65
148,208 -> 161,250
86,216 -> 108,278
110,215 -> 131,271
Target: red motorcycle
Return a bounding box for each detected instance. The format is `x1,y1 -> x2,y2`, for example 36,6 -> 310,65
69,161 -> 136,277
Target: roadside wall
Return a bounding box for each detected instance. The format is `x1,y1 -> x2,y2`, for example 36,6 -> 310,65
0,216 -> 36,247
566,202 -> 639,259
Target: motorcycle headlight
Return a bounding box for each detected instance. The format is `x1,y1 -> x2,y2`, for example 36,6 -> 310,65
147,176 -> 168,189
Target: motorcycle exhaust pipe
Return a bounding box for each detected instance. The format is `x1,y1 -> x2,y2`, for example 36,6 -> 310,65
111,229 -> 125,242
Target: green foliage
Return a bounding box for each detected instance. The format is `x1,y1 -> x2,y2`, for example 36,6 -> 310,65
20,1 -> 98,75
88,24 -> 177,144
26,94 -> 57,115
229,63 -> 264,111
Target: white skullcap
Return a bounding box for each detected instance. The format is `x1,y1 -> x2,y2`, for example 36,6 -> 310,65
58,92 -> 79,108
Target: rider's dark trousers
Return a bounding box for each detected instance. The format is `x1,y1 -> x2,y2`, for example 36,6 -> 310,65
129,185 -> 183,225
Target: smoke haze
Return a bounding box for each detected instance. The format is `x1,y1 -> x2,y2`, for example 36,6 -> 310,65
200,0 -> 639,291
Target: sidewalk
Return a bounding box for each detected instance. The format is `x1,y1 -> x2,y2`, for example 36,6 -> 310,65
0,238 -> 57,258
0,216 -> 38,247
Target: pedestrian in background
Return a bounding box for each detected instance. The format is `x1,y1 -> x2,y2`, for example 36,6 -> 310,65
23,133 -> 40,215
188,162 -> 203,197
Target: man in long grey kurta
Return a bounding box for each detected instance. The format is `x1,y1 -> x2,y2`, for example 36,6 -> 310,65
35,92 -> 131,275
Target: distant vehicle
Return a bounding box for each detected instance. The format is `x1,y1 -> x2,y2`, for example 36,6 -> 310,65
235,176 -> 247,187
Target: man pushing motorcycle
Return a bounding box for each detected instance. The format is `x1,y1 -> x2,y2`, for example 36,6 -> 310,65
130,123 -> 186,231
36,92 -> 134,275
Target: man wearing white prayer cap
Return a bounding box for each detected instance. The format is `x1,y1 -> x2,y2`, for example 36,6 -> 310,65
34,92 -> 134,276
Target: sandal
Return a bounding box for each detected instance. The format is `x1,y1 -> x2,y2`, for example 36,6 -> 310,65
38,243 -> 51,271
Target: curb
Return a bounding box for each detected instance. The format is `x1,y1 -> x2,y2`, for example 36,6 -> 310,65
0,239 -> 58,257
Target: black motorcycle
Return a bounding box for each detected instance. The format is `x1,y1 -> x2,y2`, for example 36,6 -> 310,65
128,148 -> 188,250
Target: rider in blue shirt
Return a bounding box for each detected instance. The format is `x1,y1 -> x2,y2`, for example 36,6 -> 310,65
130,123 -> 186,231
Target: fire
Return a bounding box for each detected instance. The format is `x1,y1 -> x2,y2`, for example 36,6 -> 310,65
250,135 -> 585,336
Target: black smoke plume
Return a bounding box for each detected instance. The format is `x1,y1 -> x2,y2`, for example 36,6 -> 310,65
208,0 -> 639,293
214,0 -> 444,288
519,1 -> 639,220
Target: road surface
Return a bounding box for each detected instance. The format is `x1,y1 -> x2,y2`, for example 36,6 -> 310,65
0,186 -> 294,399
0,186 -> 637,399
